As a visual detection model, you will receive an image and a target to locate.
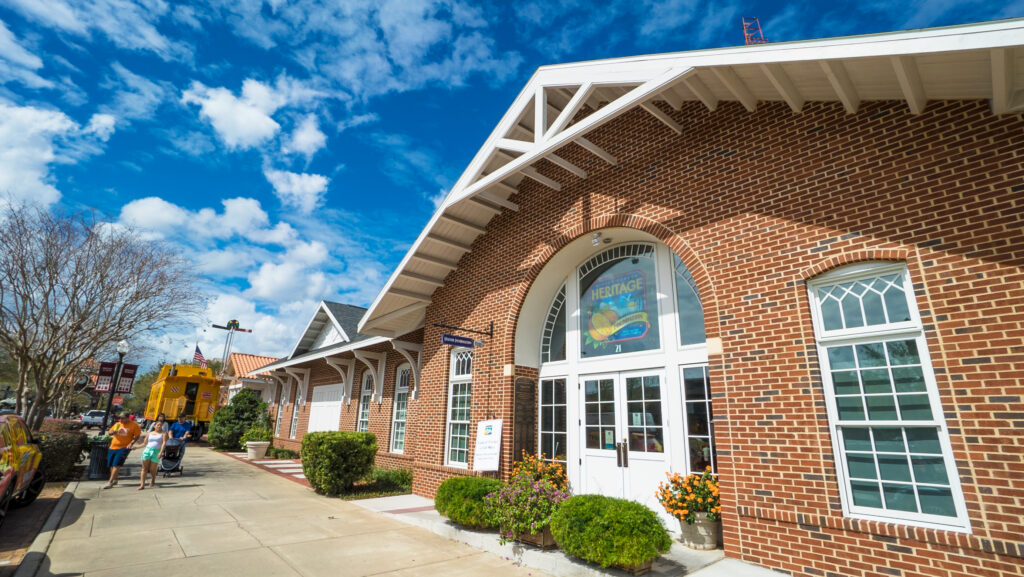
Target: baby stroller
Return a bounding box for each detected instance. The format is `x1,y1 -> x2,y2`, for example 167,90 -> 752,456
160,438 -> 185,476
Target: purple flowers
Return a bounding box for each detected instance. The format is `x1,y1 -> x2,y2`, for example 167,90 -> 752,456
484,475 -> 570,545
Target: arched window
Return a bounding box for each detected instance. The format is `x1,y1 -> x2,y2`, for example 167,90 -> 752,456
578,243 -> 660,358
541,284 -> 567,363
357,372 -> 373,433
673,254 -> 705,346
391,364 -> 411,453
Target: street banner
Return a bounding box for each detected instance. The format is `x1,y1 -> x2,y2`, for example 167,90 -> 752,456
472,419 -> 502,472
94,362 -> 117,393
115,364 -> 139,393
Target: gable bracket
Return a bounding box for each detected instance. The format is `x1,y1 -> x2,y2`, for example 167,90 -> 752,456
324,357 -> 356,404
354,350 -> 387,404
284,367 -> 311,406
391,341 -> 423,400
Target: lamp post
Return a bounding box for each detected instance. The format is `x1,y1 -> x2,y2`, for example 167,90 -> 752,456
100,340 -> 130,431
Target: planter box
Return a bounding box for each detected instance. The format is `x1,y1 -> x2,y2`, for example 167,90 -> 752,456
614,560 -> 653,575
680,512 -> 720,550
246,441 -> 270,460
516,526 -> 557,549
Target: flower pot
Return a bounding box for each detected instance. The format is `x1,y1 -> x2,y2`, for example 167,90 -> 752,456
679,512 -> 720,550
614,560 -> 653,575
516,526 -> 557,549
246,441 -> 270,460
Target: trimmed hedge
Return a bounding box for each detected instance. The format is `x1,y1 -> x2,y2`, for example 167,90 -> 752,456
434,476 -> 504,530
268,447 -> 299,459
550,495 -> 672,568
37,431 -> 87,481
301,431 -> 377,495
367,467 -> 413,491
208,389 -> 268,451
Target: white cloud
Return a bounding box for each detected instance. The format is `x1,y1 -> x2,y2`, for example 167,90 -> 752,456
0,100 -> 112,205
101,62 -> 173,122
264,169 -> 329,214
181,80 -> 282,150
3,0 -> 191,62
119,196 -> 275,244
0,18 -> 53,89
283,114 -> 326,159
337,112 -> 379,132
195,247 -> 258,277
247,260 -> 328,302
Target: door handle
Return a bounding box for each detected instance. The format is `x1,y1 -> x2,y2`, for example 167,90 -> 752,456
615,442 -> 622,467
621,437 -> 629,468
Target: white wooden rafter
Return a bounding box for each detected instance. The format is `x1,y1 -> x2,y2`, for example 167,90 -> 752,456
711,66 -> 758,112
576,137 -> 616,165
439,213 -> 487,234
390,288 -> 433,302
545,82 -> 593,139
353,350 -> 386,403
410,253 -> 458,270
546,153 -> 587,178
467,196 -> 503,214
990,47 -> 1015,115
367,301 -> 429,328
891,55 -> 927,114
683,74 -> 718,111
659,87 -> 684,110
820,60 -> 860,114
760,63 -> 805,113
391,341 -> 423,399
399,271 -> 445,287
640,101 -> 683,134
324,356 -> 355,404
534,85 -> 547,143
426,233 -> 473,252
284,367 -> 310,406
521,166 -> 562,191
495,138 -> 533,153
477,190 -> 519,211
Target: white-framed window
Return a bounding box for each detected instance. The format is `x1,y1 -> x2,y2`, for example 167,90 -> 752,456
391,364 -> 411,453
289,388 -> 300,439
445,348 -> 473,467
357,372 -> 373,433
681,365 -> 715,473
274,388 -> 286,437
538,378 -> 567,463
808,262 -> 969,532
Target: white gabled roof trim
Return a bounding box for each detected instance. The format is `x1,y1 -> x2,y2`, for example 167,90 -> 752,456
358,19 -> 1024,337
252,335 -> 391,375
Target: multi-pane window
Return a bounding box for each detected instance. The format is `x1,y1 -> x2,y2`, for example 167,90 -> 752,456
583,377 -> 616,449
625,374 -> 664,453
274,388 -> 286,436
391,364 -> 410,453
289,387 -> 300,438
809,263 -> 967,531
673,255 -> 705,346
357,372 -> 373,433
541,285 -> 567,363
446,348 -> 473,466
539,378 -> 567,463
682,366 -> 715,473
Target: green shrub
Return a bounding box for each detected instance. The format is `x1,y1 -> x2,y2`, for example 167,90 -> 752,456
550,495 -> 671,568
207,389 -> 268,451
366,467 -> 413,491
301,431 -> 377,495
40,419 -> 84,432
241,413 -> 274,447
37,431 -> 87,481
268,447 -> 299,459
434,476 -> 504,530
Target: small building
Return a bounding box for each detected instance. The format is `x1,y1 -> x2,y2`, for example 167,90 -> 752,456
337,19 -> 1022,577
221,352 -> 280,404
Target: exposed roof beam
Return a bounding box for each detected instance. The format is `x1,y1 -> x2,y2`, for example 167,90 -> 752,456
390,288 -> 433,302
891,55 -> 927,114
467,197 -> 503,214
576,137 -> 617,165
534,85 -> 547,143
490,181 -> 519,196
400,270 -> 446,287
991,47 -> 1013,115
439,213 -> 487,234
659,87 -> 683,110
820,60 -> 860,114
640,102 -> 683,134
366,301 -> 429,327
495,138 -> 533,153
410,253 -> 459,270
477,190 -> 520,211
521,166 -> 563,191
546,82 -> 592,139
426,233 -> 473,251
711,66 -> 757,112
760,63 -> 804,113
547,153 -> 587,178
683,74 -> 718,111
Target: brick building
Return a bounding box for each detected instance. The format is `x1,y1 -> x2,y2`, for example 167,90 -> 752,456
255,20 -> 1024,577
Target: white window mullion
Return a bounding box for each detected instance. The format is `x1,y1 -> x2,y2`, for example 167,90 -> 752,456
391,365 -> 410,453
445,348 -> 473,467
357,372 -> 372,433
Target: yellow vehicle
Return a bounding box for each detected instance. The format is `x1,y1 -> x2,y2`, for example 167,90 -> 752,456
144,365 -> 221,433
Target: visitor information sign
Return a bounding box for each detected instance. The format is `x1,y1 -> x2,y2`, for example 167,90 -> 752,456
472,419 -> 502,471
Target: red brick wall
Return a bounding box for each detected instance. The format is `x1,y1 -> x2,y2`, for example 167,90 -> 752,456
408,99 -> 1023,576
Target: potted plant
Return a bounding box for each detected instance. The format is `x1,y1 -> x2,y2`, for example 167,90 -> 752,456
484,454 -> 570,548
242,420 -> 273,460
656,467 -> 721,550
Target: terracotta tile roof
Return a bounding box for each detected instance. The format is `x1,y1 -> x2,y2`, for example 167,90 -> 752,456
227,353 -> 279,379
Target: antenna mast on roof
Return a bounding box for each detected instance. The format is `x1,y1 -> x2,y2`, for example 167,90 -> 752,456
212,319 -> 252,377
742,17 -> 768,45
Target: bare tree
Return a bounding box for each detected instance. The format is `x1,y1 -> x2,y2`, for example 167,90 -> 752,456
0,203 -> 206,430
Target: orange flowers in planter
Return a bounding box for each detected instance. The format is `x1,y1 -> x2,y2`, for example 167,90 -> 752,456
656,466 -> 720,524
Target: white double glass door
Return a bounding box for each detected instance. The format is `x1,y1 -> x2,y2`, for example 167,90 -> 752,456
578,370 -> 668,514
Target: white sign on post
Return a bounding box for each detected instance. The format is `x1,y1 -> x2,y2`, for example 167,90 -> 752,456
472,419 -> 502,472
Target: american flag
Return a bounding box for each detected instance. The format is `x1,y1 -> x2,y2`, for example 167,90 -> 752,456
193,345 -> 208,368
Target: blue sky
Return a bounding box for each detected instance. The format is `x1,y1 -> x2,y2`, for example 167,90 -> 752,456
1,0 -> 1020,366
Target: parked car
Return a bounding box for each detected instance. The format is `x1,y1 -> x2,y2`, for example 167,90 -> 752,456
80,410 -> 107,429
0,414 -> 44,528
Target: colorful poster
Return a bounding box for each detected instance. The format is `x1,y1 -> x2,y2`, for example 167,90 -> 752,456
581,262 -> 659,357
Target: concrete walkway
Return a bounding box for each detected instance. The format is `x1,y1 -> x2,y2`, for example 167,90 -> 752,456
33,446 -> 545,577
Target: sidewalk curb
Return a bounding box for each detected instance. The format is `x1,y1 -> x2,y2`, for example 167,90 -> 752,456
13,480 -> 79,577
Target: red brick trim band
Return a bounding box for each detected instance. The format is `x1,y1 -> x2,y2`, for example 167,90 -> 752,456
736,506 -> 1024,559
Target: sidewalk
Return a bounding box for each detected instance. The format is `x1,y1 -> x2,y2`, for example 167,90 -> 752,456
28,446 -> 545,577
